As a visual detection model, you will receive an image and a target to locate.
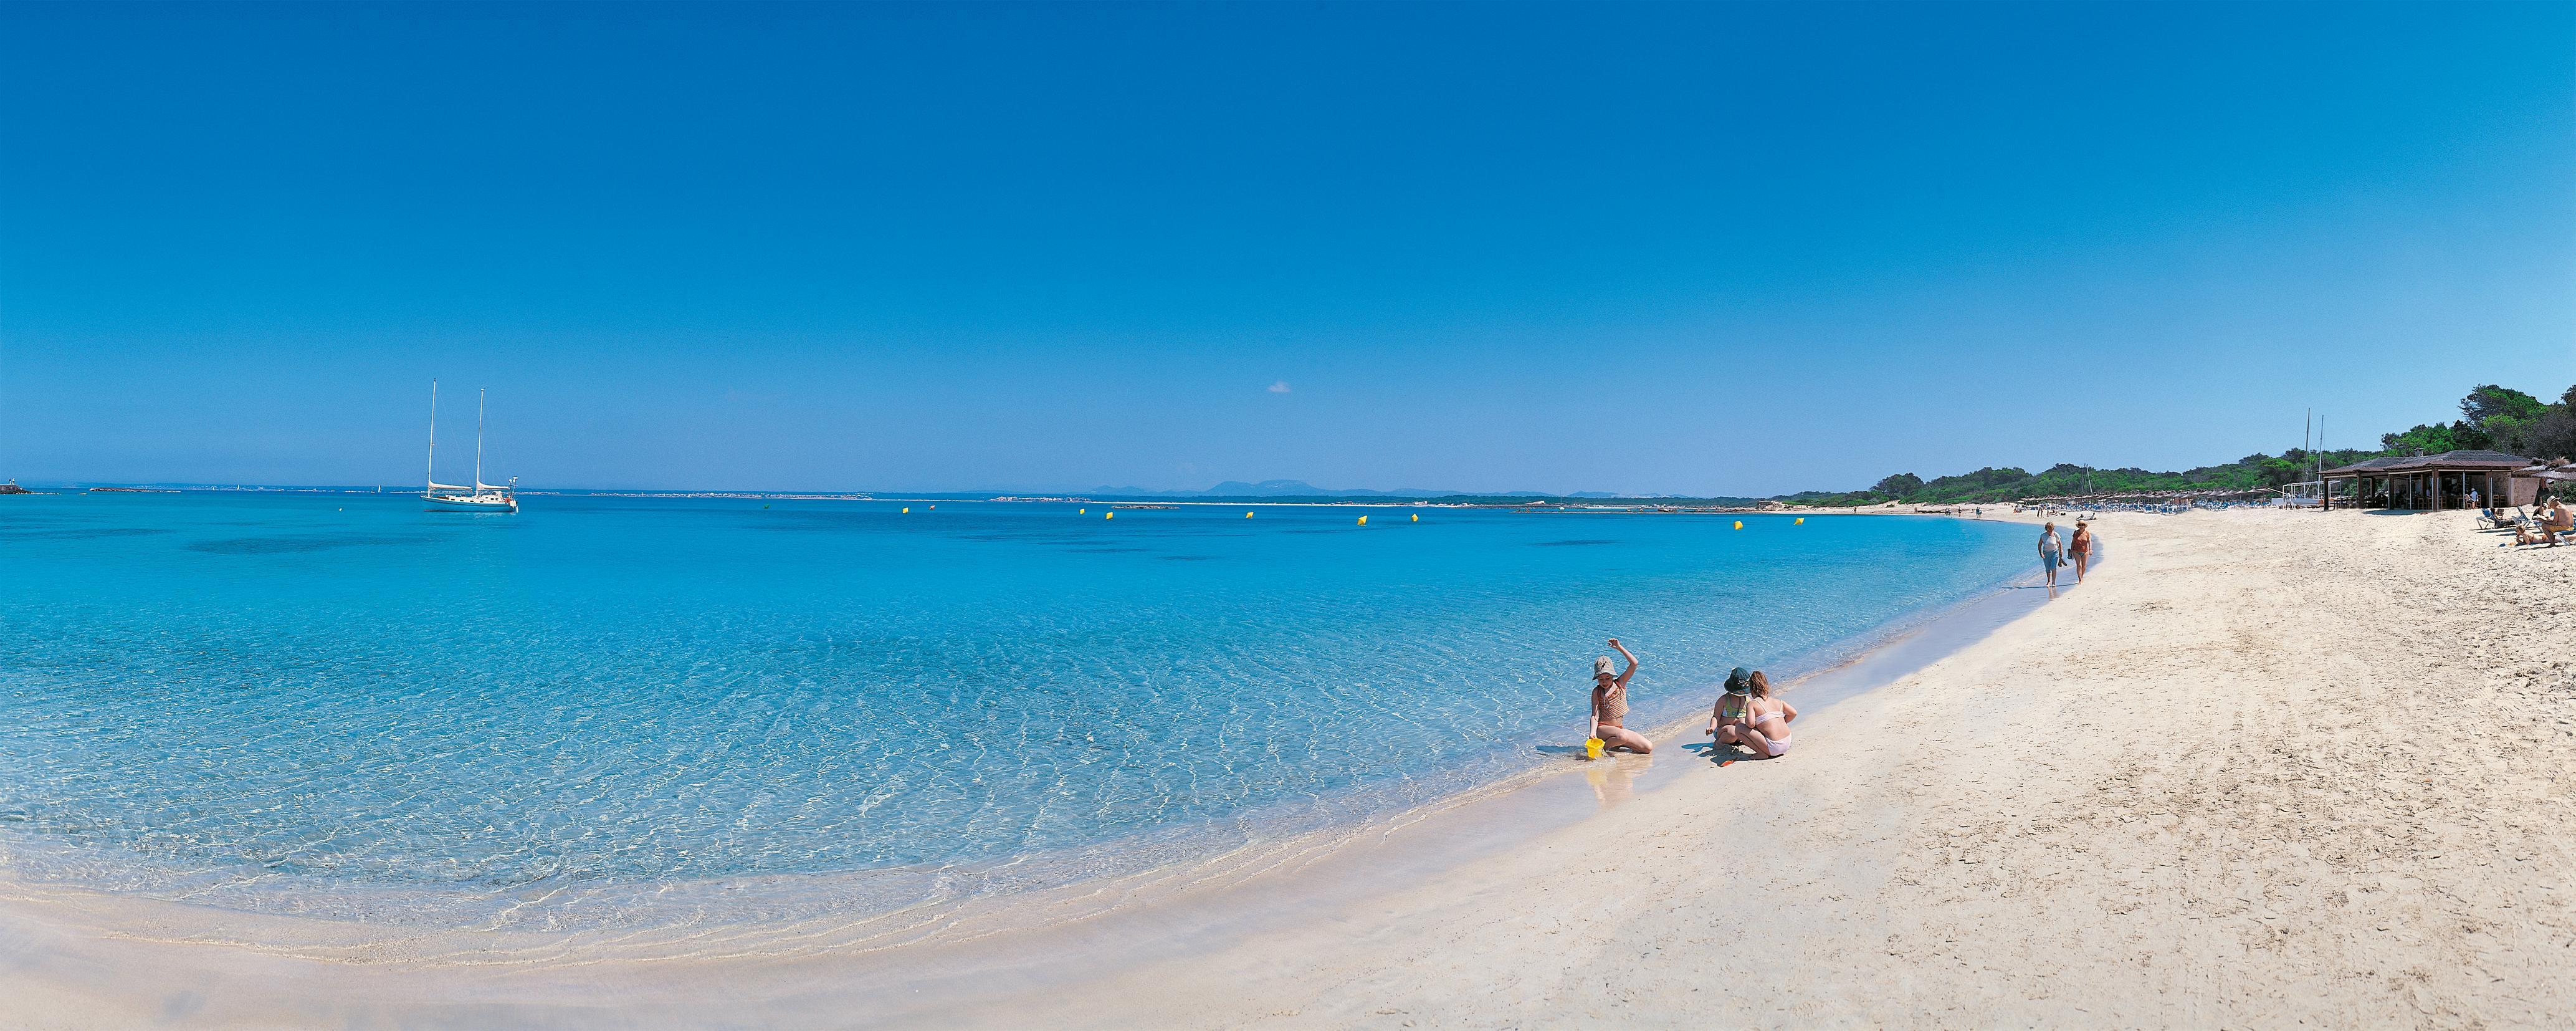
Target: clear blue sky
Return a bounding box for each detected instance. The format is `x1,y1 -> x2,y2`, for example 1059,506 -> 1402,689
4,2 -> 2570,494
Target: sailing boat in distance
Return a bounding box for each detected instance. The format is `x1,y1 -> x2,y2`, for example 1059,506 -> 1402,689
423,380 -> 519,513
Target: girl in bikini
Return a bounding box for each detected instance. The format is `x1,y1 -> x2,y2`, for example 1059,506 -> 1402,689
1713,670 -> 1796,758
1707,666 -> 1752,741
1588,638 -> 1653,754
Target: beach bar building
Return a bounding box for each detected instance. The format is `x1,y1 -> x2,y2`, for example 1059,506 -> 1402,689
2319,450 -> 2539,511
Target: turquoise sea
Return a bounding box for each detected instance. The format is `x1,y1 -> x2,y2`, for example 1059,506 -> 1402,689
0,492 -> 2030,924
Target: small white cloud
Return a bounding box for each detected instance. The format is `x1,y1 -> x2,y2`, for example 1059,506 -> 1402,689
1267,380 -> 1292,393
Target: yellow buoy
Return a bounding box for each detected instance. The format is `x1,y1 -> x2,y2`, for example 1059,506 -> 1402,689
1106,511 -> 1115,520
1585,737 -> 1605,760
1732,520 -> 1743,530
1411,513 -> 1419,522
1079,508 -> 1085,514
1245,511 -> 1254,518
902,507 -> 910,514
1357,515 -> 1368,526
1794,516 -> 1805,525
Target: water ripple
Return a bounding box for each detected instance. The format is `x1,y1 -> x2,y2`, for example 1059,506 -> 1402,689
0,494 -> 2029,926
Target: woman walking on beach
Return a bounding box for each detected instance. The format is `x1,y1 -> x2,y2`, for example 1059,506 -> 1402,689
1712,670 -> 1795,758
1589,638 -> 1652,754
2038,522 -> 2064,595
2069,520 -> 2094,583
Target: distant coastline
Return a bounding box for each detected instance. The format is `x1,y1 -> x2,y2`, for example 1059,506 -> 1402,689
18,374 -> 2565,512
13,483 -> 1869,514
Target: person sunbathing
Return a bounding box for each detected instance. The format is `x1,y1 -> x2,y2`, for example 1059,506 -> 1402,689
2514,499 -> 2572,545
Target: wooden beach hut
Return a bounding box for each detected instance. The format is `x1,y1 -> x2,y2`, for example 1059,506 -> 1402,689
2319,450 -> 2537,511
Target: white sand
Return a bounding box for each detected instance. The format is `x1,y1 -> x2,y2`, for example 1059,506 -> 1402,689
7,507 -> 2572,1027
1011,507 -> 2576,1027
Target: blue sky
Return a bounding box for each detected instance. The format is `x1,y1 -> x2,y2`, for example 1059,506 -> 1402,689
3,2 -> 2570,494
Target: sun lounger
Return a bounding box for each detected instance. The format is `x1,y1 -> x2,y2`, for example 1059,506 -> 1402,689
2483,506 -> 2534,532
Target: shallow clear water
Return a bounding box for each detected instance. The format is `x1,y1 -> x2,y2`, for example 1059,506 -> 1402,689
0,492 -> 2027,920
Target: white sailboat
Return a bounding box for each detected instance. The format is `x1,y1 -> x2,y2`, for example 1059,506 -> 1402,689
423,380 -> 518,513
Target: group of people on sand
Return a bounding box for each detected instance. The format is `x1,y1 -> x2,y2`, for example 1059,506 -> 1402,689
2036,519 -> 2096,595
2510,495 -> 2572,547
1585,641 -> 1797,760
1588,516 -> 2098,760
1706,666 -> 1796,759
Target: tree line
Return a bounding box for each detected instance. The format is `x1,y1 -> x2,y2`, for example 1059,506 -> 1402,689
1789,381 -> 2576,506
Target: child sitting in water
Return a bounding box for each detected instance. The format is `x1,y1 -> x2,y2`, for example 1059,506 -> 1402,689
1588,638 -> 1653,754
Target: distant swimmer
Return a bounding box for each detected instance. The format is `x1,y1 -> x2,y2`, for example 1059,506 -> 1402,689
1588,638 -> 1652,754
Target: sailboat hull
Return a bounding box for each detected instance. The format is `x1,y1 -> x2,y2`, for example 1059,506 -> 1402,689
424,494 -> 517,513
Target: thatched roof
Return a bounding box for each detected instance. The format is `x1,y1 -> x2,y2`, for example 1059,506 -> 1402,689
2322,449 -> 2534,477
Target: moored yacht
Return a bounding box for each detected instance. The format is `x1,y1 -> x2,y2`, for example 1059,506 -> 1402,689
423,381 -> 518,513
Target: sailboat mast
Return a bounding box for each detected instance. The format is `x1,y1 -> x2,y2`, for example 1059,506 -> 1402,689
426,380 -> 439,492
475,388 -> 487,490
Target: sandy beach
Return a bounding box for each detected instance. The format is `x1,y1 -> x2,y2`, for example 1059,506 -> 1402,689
7,507 -> 2573,1027
1023,506 -> 2576,1028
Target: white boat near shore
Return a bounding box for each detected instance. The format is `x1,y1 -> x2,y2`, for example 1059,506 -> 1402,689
422,381 -> 517,513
